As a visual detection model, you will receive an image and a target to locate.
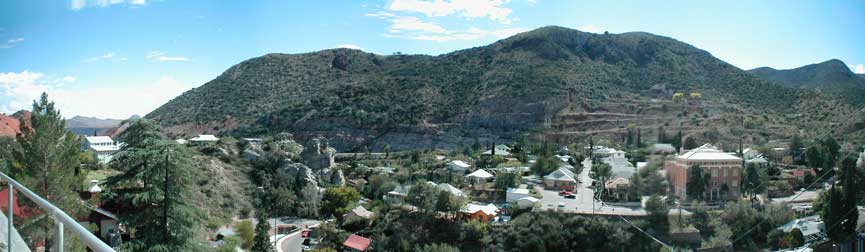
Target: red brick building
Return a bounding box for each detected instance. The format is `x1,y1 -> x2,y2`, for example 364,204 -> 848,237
665,144 -> 743,201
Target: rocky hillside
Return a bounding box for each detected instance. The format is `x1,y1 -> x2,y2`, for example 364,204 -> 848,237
749,59 -> 865,106
147,26 -> 863,150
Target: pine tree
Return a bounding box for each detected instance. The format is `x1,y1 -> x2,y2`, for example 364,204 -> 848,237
636,128 -> 642,148
839,156 -> 859,237
105,119 -> 202,252
12,93 -> 84,249
657,126 -> 666,143
251,210 -> 274,252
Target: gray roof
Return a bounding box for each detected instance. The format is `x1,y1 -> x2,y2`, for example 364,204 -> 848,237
603,157 -> 635,179
544,168 -> 576,182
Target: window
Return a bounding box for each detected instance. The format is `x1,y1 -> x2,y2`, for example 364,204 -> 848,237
733,169 -> 738,176
712,169 -> 718,177
732,180 -> 738,187
723,169 -> 728,177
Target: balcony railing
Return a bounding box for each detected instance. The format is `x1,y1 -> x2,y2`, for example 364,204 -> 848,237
0,171 -> 116,252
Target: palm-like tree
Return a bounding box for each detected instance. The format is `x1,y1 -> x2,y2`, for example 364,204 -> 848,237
591,163 -> 614,199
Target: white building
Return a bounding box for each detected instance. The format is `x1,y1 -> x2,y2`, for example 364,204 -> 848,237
506,187 -> 531,203
437,183 -> 465,197
742,148 -> 761,160
448,160 -> 471,174
589,146 -> 626,158
83,136 -> 120,164
465,169 -> 495,190
516,196 -> 539,209
189,134 -> 219,144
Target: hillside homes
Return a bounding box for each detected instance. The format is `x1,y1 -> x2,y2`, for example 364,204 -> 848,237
665,144 -> 743,201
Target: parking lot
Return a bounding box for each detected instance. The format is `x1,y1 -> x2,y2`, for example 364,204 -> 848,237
535,159 -> 645,216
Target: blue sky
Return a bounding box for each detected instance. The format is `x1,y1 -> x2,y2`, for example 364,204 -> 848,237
1,0 -> 863,119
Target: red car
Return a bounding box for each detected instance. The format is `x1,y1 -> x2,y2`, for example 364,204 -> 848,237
558,190 -> 572,196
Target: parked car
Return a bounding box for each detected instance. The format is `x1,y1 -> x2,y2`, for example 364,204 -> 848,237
558,202 -> 565,208
558,190 -> 572,196
564,194 -> 576,199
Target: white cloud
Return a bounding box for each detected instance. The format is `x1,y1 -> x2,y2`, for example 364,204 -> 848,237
368,11 -> 526,42
0,71 -> 60,113
0,70 -> 191,118
146,51 -> 190,62
0,37 -> 24,49
387,0 -> 514,24
577,25 -> 602,34
389,16 -> 448,33
83,52 -> 122,63
383,26 -> 527,42
850,64 -> 865,74
336,44 -> 364,50
526,0 -> 537,6
70,0 -> 147,10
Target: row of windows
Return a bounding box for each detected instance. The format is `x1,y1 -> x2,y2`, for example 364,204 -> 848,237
710,168 -> 739,177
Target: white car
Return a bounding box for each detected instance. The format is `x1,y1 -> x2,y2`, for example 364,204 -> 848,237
557,202 -> 565,208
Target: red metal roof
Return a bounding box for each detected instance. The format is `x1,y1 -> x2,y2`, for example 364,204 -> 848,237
343,234 -> 371,251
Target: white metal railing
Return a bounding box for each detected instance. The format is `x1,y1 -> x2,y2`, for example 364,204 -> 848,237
0,171 -> 116,252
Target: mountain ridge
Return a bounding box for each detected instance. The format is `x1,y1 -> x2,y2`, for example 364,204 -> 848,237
748,59 -> 865,106
146,26 -> 863,150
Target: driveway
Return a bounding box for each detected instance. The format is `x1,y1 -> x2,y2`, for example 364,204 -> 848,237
535,158 -> 645,216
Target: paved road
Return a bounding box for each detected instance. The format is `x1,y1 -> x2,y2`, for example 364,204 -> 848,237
277,231 -> 303,252
273,218 -> 321,252
536,158 -> 645,216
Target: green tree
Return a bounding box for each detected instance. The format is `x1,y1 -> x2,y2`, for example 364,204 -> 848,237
741,163 -> 766,200
435,190 -> 453,213
686,165 -> 708,201
789,134 -> 804,165
11,93 -> 84,249
530,142 -> 559,176
682,136 -> 699,150
493,172 -> 520,190
644,195 -> 670,234
418,243 -> 460,252
839,156 -> 859,237
690,201 -> 710,235
235,220 -> 254,249
251,211 -> 274,252
590,163 -> 613,198
322,187 -> 361,217
104,119 -> 203,252
408,182 -> 439,212
298,183 -> 321,218
460,220 -> 488,245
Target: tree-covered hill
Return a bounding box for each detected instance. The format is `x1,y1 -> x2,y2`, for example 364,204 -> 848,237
749,59 -> 865,106
147,26 -> 862,151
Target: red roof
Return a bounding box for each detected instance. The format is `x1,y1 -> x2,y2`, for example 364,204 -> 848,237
343,234 -> 371,251
0,188 -> 36,219
792,169 -> 816,178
